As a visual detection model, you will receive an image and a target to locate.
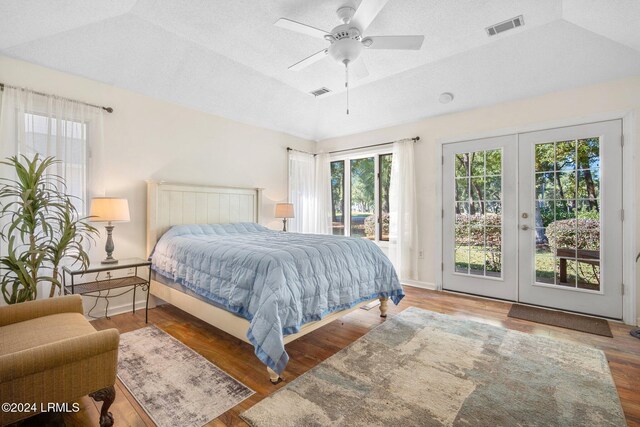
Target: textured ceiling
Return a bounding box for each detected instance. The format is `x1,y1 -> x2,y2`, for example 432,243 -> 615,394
1,0 -> 640,141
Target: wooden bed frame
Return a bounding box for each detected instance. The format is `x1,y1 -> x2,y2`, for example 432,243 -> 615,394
146,181 -> 388,383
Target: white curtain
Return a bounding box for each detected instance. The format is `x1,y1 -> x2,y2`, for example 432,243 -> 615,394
313,153 -> 332,234
389,139 -> 418,280
288,150 -> 315,233
288,150 -> 332,234
0,86 -> 105,215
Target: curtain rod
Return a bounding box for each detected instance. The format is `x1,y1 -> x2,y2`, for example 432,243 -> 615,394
0,83 -> 113,114
287,136 -> 420,157
287,147 -> 316,156
327,136 -> 419,155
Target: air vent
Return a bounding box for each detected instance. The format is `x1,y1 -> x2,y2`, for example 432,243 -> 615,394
486,15 -> 524,36
310,87 -> 331,97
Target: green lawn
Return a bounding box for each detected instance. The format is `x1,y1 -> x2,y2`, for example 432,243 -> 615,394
454,245 -> 599,290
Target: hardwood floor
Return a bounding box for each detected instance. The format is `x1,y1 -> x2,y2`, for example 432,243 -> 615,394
54,287 -> 640,426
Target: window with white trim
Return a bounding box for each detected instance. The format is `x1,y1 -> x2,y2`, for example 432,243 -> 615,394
21,112 -> 88,215
330,152 -> 393,242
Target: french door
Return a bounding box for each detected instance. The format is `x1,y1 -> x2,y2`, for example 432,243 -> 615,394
443,120 -> 624,319
443,135 -> 519,301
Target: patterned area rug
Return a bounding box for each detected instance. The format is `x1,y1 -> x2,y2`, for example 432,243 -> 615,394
242,307 -> 625,426
118,325 -> 254,427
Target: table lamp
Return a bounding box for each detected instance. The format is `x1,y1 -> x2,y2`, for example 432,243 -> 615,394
275,203 -> 294,232
90,197 -> 130,264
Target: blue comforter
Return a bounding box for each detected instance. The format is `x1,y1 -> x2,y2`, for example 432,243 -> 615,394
151,223 -> 404,374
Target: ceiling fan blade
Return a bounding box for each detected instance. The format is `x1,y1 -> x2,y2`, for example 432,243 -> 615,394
289,48 -> 329,71
351,0 -> 389,32
275,18 -> 329,39
352,57 -> 369,79
363,35 -> 425,50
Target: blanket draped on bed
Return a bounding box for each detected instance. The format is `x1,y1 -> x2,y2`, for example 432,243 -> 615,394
151,223 -> 404,374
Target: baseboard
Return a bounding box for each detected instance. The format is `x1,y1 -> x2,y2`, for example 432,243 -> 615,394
402,280 -> 437,290
83,299 -> 156,320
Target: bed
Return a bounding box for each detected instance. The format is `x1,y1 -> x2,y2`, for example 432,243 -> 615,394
146,181 -> 404,383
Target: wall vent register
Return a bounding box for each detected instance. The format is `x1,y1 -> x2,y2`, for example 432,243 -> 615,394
486,15 -> 524,37
310,87 -> 331,97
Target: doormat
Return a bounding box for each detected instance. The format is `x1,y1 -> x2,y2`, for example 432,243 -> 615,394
508,304 -> 613,337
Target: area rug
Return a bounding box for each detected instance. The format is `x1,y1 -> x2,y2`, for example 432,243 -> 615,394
241,307 -> 625,427
118,325 -> 254,427
508,304 -> 613,337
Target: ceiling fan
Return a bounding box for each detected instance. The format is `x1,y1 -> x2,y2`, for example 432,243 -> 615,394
275,0 -> 425,114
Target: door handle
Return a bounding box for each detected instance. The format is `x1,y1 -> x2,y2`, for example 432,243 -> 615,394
520,225 -> 530,231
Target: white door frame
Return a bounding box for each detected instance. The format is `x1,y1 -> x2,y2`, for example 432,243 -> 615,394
435,111 -> 636,325
442,135 -> 519,300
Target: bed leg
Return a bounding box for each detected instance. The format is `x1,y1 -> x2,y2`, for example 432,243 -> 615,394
379,296 -> 389,318
267,366 -> 283,385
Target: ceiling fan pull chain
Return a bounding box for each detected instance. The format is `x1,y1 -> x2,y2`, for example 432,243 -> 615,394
345,62 -> 349,115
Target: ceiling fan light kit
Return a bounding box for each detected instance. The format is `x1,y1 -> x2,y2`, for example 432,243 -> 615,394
275,0 -> 425,115
328,33 -> 363,64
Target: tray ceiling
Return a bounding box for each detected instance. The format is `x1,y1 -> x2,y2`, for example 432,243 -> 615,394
1,0 -> 640,140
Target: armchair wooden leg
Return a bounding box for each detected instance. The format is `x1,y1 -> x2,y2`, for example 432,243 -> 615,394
89,385 -> 115,427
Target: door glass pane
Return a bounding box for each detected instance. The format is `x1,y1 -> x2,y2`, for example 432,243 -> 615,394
350,157 -> 374,239
469,250 -> 484,276
535,143 -> 555,172
535,255 -> 555,284
456,178 -> 469,201
455,248 -> 469,274
453,149 -> 502,278
486,252 -> 501,277
455,153 -> 469,177
534,138 -> 601,291
330,161 -> 345,235
535,173 -> 554,200
379,154 -> 392,241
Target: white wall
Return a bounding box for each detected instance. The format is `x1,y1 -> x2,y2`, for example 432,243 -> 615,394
0,55 -> 314,313
318,76 -> 640,324
3,54 -> 639,323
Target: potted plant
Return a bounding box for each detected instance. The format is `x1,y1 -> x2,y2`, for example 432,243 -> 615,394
0,154 -> 98,304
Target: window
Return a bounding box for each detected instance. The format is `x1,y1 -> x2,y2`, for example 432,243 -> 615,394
534,138 -> 601,290
454,149 -> 503,277
330,161 -> 345,235
379,154 -> 392,241
330,153 -> 393,242
350,157 -> 374,238
22,113 -> 88,214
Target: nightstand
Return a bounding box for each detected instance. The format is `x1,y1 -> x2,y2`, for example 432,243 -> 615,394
62,258 -> 152,323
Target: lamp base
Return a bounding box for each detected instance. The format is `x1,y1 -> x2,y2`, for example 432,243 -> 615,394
102,223 -> 118,265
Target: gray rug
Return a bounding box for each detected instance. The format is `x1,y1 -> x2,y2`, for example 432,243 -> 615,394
118,325 -> 254,427
242,307 -> 625,426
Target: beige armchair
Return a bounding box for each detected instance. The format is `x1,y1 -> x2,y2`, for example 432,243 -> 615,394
0,295 -> 119,427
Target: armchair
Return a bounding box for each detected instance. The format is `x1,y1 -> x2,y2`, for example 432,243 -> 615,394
0,295 -> 119,427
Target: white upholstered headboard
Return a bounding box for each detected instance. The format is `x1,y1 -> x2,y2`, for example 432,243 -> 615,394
146,181 -> 263,257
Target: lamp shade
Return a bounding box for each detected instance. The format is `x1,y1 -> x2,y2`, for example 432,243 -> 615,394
90,198 -> 130,222
275,203 -> 294,219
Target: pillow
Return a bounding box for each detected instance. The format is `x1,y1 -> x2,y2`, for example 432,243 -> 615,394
162,222 -> 268,239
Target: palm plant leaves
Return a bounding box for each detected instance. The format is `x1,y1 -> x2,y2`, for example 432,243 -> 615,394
0,154 -> 99,304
